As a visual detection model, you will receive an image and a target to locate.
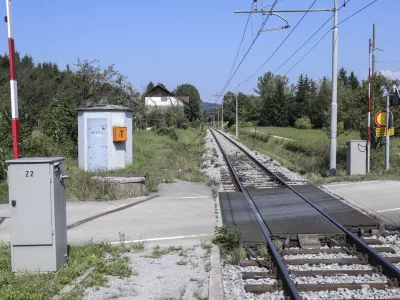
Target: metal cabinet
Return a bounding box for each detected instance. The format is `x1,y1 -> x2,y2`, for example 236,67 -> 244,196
6,157 -> 68,273
346,140 -> 367,175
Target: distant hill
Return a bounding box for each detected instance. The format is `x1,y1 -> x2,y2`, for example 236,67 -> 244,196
200,101 -> 220,111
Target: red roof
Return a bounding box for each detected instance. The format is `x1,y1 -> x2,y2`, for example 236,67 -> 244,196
178,96 -> 189,104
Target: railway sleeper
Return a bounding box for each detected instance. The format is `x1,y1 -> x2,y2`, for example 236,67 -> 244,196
244,282 -> 388,294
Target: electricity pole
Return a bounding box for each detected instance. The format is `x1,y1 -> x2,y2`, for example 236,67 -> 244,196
236,91 -> 239,138
329,0 -> 339,176
235,1 -> 339,176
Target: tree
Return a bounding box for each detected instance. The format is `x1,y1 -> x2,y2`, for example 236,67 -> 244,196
348,71 -> 360,89
256,72 -> 290,127
295,74 -> 310,119
174,84 -> 201,121
338,67 -> 348,86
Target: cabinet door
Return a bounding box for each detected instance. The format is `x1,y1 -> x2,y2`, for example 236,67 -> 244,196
9,164 -> 53,245
87,118 -> 108,171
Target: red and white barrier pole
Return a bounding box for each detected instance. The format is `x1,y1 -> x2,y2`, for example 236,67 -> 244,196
5,0 -> 21,159
367,39 -> 372,172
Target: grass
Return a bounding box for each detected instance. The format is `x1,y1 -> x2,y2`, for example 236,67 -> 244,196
247,126 -> 360,145
233,126 -> 400,184
145,245 -> 183,259
177,258 -> 188,265
0,127 -> 209,204
0,240 -> 133,299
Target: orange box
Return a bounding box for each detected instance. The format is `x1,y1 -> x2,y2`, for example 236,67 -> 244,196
113,126 -> 127,142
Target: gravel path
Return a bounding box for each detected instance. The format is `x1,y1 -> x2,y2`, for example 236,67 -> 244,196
84,245 -> 210,300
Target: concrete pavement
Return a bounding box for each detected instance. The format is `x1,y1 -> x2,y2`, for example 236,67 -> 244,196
0,181 -> 216,247
321,180 -> 400,230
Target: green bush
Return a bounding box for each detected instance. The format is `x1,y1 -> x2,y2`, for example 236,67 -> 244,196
154,127 -> 179,140
22,131 -> 57,157
295,116 -> 312,129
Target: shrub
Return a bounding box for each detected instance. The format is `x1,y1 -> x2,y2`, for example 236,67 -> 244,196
154,127 -> 179,140
22,131 -> 57,157
295,116 -> 312,129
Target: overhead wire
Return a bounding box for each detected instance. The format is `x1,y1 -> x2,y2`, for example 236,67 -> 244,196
285,0 -> 379,75
239,0 -> 317,86
220,1 -> 254,97
216,0 -> 280,102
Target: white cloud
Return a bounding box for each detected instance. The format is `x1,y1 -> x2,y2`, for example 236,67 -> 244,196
379,69 -> 400,79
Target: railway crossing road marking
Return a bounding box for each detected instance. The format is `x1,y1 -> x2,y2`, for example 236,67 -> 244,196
377,207 -> 400,213
110,233 -> 213,245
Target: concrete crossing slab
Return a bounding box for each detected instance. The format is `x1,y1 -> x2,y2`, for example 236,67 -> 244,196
321,180 -> 400,230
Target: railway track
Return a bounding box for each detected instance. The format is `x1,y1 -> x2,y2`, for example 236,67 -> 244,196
210,128 -> 400,299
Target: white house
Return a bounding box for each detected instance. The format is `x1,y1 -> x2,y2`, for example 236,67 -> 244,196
145,84 -> 189,108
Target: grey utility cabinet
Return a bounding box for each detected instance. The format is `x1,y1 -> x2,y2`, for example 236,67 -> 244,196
346,140 -> 367,175
6,157 -> 69,273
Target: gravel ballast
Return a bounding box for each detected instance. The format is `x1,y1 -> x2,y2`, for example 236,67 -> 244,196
84,245 -> 210,300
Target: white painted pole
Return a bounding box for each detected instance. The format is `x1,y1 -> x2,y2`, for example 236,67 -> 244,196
385,94 -> 390,170
329,0 -> 339,176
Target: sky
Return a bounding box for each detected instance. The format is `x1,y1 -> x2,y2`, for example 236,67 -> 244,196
1,0 -> 399,103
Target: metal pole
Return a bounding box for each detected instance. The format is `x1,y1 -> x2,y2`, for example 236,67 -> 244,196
217,107 -> 220,130
236,92 -> 239,138
385,94 -> 390,170
5,0 -> 21,159
367,39 -> 372,173
329,0 -> 338,177
221,101 -> 224,131
372,24 -> 376,76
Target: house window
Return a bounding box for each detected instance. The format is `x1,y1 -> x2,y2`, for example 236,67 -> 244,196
161,96 -> 167,102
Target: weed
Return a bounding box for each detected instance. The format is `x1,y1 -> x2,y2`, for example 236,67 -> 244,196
130,241 -> 146,252
193,290 -> 208,300
256,244 -> 269,259
168,246 -> 183,252
146,246 -> 171,259
179,251 -> 189,258
201,241 -> 212,258
213,226 -> 241,253
205,262 -> 211,272
177,259 -> 188,265
190,278 -> 200,282
180,287 -> 186,297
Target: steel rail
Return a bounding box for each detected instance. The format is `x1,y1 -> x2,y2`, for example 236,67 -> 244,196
209,128 -> 302,300
215,128 -> 400,283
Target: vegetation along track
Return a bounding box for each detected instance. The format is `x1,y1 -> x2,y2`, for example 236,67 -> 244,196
210,128 -> 400,299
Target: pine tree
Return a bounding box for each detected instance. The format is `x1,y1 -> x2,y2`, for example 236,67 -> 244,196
348,71 -> 360,89
338,67 -> 348,86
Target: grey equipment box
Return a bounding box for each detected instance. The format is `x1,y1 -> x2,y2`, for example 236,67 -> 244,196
346,140 -> 367,175
6,157 -> 69,273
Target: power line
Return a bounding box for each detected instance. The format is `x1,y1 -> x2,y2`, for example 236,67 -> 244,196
219,1 -> 254,97
273,0 -> 352,74
285,30 -> 331,75
239,0 -> 317,86
216,0 -> 279,102
376,61 -> 400,64
284,0 -> 379,76
337,0 -> 377,26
